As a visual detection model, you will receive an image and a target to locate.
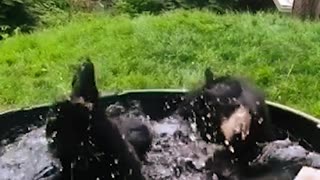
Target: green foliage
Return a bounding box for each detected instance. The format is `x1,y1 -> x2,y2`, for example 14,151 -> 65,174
113,0 -> 275,15
0,0 -> 276,36
0,0 -> 38,39
114,0 -> 164,15
0,10 -> 319,118
41,0 -> 69,10
0,0 -> 73,39
31,0 -> 70,27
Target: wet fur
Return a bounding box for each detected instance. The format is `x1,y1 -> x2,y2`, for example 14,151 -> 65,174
177,68 -> 275,165
46,58 -> 145,180
105,101 -> 153,160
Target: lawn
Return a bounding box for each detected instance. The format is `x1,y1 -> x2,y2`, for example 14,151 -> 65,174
0,10 -> 319,117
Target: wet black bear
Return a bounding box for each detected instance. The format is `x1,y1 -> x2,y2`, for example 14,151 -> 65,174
105,101 -> 153,161
177,68 -> 275,166
46,58 -> 146,180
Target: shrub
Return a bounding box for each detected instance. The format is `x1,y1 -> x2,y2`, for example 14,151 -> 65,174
0,0 -> 38,39
113,0 -> 275,15
114,0 -> 164,15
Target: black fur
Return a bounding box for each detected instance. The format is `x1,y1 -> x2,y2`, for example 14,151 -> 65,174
46,98 -> 92,179
178,68 -> 275,165
46,58 -> 145,180
106,101 -> 153,160
71,58 -> 99,104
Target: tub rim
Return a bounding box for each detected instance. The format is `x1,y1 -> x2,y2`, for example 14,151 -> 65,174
0,88 -> 318,123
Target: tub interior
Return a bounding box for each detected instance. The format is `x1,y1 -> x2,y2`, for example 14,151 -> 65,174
0,90 -> 319,179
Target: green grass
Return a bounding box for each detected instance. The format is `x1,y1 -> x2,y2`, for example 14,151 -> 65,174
0,10 -> 320,117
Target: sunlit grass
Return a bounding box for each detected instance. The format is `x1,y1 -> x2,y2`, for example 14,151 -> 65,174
0,10 -> 319,117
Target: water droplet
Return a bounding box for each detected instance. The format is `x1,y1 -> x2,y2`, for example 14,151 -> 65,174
201,116 -> 205,121
256,101 -> 260,105
52,131 -> 57,138
165,102 -> 170,109
129,168 -> 133,175
48,138 -> 54,143
224,140 -> 229,146
189,134 -> 196,141
89,140 -> 95,147
71,162 -> 75,169
114,158 -> 118,164
258,117 -> 264,124
206,113 -> 211,118
206,134 -> 212,140
213,131 -> 217,136
229,146 -> 235,153
191,123 -> 197,132
111,173 -> 115,178
192,117 -> 197,123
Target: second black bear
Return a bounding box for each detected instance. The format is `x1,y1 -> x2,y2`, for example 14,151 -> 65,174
178,68 -> 275,165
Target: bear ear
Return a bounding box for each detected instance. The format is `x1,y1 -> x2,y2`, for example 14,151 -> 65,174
204,67 -> 214,85
71,57 -> 99,104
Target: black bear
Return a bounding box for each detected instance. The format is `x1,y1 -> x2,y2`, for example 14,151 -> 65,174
177,68 -> 275,166
105,100 -> 153,161
45,58 -> 146,180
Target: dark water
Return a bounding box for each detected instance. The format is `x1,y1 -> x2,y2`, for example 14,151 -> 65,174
1,101 -> 320,180
142,115 -> 220,180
